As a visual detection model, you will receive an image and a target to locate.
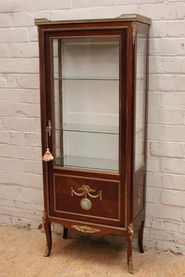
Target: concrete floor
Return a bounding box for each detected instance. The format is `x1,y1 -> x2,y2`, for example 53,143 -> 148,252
0,225 -> 185,277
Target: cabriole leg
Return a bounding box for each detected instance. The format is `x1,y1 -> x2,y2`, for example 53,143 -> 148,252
42,210 -> 52,257
127,223 -> 134,274
63,227 -> 68,239
138,220 -> 144,253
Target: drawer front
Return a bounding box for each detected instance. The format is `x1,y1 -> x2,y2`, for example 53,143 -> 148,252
133,175 -> 144,219
50,174 -> 122,226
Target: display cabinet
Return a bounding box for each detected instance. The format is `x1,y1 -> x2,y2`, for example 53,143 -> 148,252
35,14 -> 151,273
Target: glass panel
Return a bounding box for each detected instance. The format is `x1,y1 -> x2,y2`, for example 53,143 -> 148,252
52,36 -> 120,172
135,33 -> 147,171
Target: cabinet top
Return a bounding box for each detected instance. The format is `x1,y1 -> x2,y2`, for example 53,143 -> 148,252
35,14 -> 151,26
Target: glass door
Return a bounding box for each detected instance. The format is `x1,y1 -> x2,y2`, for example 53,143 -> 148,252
52,36 -> 120,173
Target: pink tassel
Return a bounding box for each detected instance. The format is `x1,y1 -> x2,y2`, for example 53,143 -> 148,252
42,148 -> 54,162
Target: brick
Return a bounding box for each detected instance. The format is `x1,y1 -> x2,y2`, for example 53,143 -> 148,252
148,108 -> 185,125
149,57 -> 185,74
0,28 -> 29,43
163,126 -> 185,142
150,22 -> 168,38
145,218 -> 165,230
149,58 -> 163,74
149,141 -> 185,158
25,133 -> 41,147
146,187 -> 160,204
179,223 -> 185,235
12,12 -> 34,27
15,200 -> 25,210
15,74 -> 39,89
160,174 -> 185,191
0,59 -> 39,74
0,158 -> 12,170
14,103 -> 40,118
10,132 -> 26,146
0,131 -> 26,148
151,21 -> 185,38
20,187 -> 43,202
0,144 -> 33,160
147,204 -> 182,221
146,156 -> 159,172
0,44 -> 9,58
0,185 -> 6,197
7,171 -> 26,187
146,219 -> 177,233
33,148 -> 42,161
149,74 -> 185,92
0,103 -> 15,117
150,38 -> 185,56
12,159 -> 42,175
147,125 -> 163,140
154,157 -> 185,175
0,14 -> 12,28
148,92 -> 161,107
0,131 -> 11,144
160,92 -> 185,108
148,229 -> 180,243
165,21 -> 185,37
161,190 -> 185,207
0,215 -> 12,225
2,206 -> 25,218
149,75 -> 175,92
1,118 -> 40,132
30,27 -> 38,42
146,172 -> 164,188
2,199 -> 15,208
9,42 -> 38,58
25,202 -> 43,211
7,75 -> 17,88
25,210 -> 43,221
0,89 -> 40,104
164,221 -> 180,233
25,173 -> 42,189
0,75 -> 7,87
5,186 -> 21,200
175,76 -> 185,91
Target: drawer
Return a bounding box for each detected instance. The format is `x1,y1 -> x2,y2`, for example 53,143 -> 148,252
51,174 -> 122,225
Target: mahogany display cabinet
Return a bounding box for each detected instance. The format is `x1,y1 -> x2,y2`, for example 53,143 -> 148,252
35,14 -> 151,273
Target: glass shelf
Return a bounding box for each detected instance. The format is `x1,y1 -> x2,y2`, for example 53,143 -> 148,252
54,76 -> 119,81
56,124 -> 119,135
55,155 -> 118,172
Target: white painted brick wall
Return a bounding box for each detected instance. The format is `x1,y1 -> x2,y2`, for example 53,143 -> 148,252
0,0 -> 185,254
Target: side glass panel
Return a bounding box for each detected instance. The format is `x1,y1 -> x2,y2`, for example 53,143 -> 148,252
135,33 -> 147,171
52,36 -> 120,172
